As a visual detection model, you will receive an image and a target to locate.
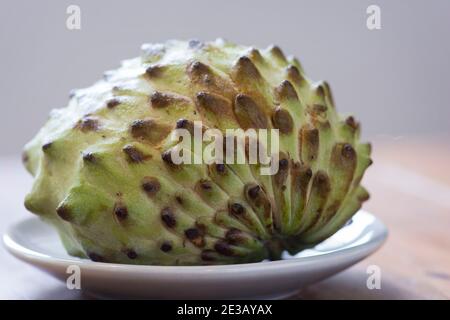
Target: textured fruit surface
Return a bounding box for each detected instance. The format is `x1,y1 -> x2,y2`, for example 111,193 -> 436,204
23,39 -> 372,265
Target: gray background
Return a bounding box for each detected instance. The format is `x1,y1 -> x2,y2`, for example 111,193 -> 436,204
1,0 -> 449,155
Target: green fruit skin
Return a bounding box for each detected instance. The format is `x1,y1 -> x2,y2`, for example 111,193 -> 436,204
23,39 -> 371,265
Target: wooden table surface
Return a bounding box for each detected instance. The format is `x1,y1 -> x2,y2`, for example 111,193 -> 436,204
1,137 -> 449,300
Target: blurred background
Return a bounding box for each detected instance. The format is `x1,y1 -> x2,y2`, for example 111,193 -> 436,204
0,0 -> 449,155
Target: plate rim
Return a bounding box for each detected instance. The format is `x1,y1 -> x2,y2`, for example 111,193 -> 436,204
3,210 -> 388,275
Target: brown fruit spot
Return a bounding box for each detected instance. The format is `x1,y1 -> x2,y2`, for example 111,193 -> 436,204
279,158 -> 289,170
345,116 -> 359,131
69,89 -> 77,98
130,118 -> 171,145
299,126 -> 319,162
233,56 -> 261,80
88,252 -> 105,262
358,192 -> 370,202
188,39 -> 203,49
196,91 -> 230,114
187,61 -> 212,81
286,65 -> 304,86
161,207 -> 176,228
201,250 -> 216,262
269,45 -> 287,62
107,99 -> 120,109
75,117 -> 100,132
176,118 -> 189,129
152,91 -> 190,109
150,91 -> 172,108
275,155 -> 290,187
244,183 -> 272,223
185,228 -> 200,239
42,142 -> 52,151
130,119 -> 151,137
214,240 -> 234,256
310,104 -> 327,114
125,249 -> 138,259
82,152 -> 96,163
314,171 -> 331,195
276,80 -> 298,101
316,84 -> 325,98
292,165 -> 312,194
198,179 -> 213,191
22,152 -> 29,164
145,65 -> 165,78
341,144 -> 356,159
303,168 -> 313,180
184,228 -> 205,247
161,150 -> 176,166
175,118 -> 194,134
323,81 -> 335,106
215,163 -> 226,174
225,228 -> 245,245
234,94 -> 268,129
229,202 -> 245,217
272,107 -> 293,134
247,184 -> 261,199
142,177 -> 161,197
160,241 -> 173,252
114,204 -> 128,221
56,205 -> 71,221
123,145 -> 149,163
175,196 -> 183,205
248,48 -> 263,61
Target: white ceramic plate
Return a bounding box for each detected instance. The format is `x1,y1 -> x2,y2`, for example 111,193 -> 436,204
3,210 -> 387,299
